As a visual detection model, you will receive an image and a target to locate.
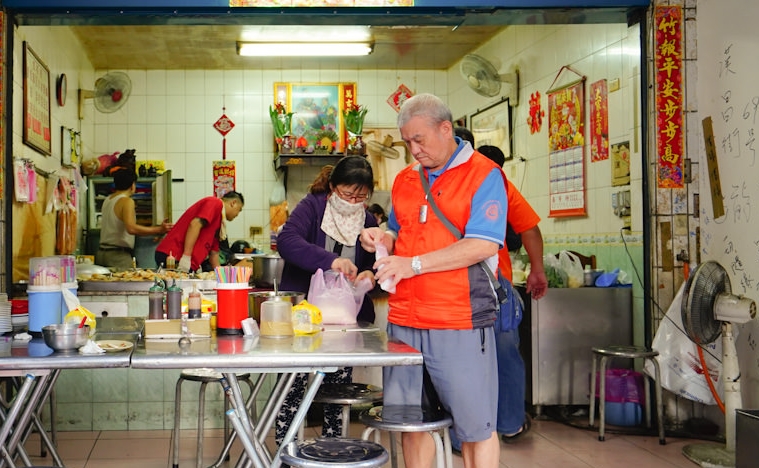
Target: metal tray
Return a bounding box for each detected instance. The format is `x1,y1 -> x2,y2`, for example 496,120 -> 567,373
79,279 -> 217,292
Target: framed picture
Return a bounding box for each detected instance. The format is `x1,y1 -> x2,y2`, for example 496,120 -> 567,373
23,42 -> 52,156
274,82 -> 356,153
470,98 -> 511,161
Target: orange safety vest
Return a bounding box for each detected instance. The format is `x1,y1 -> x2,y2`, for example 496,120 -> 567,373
389,153 -> 503,330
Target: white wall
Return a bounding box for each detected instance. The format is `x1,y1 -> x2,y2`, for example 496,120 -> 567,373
89,68 -> 447,244
448,23 -> 643,238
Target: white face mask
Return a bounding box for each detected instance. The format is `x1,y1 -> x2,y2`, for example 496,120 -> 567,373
321,192 -> 366,247
328,192 -> 365,216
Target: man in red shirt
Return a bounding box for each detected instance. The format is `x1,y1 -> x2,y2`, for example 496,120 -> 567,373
155,191 -> 244,272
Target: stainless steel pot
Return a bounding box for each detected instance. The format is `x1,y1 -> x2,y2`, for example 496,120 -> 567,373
248,291 -> 305,321
248,254 -> 284,288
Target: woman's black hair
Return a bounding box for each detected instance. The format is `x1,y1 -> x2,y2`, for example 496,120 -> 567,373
309,155 -> 374,195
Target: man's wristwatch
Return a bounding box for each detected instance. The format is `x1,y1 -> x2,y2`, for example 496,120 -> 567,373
411,256 -> 422,275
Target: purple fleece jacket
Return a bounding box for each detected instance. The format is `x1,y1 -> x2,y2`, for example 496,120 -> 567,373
277,192 -> 378,323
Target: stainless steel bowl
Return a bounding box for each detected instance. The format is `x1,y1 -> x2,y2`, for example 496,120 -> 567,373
42,324 -> 91,352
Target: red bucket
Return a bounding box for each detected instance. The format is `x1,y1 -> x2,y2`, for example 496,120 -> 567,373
216,283 -> 250,335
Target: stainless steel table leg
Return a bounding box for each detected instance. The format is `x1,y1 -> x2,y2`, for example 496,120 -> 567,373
272,371 -> 326,468
210,374 -> 264,468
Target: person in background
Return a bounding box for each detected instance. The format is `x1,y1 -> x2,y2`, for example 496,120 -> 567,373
96,169 -> 173,271
154,191 -> 244,272
361,93 -> 506,468
274,155 -> 378,445
367,203 -> 388,230
453,126 -> 548,449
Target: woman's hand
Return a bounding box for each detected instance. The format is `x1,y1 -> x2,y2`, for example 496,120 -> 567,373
356,270 -> 376,288
331,257 -> 358,281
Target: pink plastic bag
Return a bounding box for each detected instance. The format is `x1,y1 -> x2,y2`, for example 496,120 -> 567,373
308,269 -> 371,324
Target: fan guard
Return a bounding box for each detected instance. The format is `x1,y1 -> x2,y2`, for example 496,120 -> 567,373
78,71 -> 132,119
459,54 -> 519,104
681,260 -> 729,344
366,135 -> 401,160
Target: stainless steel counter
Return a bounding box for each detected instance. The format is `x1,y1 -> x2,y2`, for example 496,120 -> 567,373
0,336 -> 132,370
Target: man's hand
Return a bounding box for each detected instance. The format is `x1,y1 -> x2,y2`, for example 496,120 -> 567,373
178,255 -> 192,272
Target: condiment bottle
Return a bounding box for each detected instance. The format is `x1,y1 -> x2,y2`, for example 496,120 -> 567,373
188,284 -> 202,319
260,296 -> 293,338
166,251 -> 176,270
166,279 -> 182,319
148,277 -> 165,320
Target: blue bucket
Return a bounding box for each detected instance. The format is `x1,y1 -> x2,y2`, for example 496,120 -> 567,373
28,286 -> 62,334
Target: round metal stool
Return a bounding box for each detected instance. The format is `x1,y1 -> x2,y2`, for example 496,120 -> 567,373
281,437 -> 389,468
172,369 -> 258,468
359,405 -> 453,468
311,383 -> 383,438
588,345 -> 666,445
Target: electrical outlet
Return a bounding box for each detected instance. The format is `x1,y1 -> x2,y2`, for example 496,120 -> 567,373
249,226 -> 263,237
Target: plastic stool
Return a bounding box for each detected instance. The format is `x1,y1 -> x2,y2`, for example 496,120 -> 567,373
589,345 -> 666,445
172,369 -> 258,468
360,405 -> 453,468
281,437 -> 389,468
307,383 -> 383,438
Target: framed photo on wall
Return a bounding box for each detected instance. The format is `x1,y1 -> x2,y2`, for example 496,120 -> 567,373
23,42 -> 52,156
470,98 -> 511,161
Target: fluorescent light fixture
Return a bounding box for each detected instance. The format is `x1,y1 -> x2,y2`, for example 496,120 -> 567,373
237,41 -> 373,57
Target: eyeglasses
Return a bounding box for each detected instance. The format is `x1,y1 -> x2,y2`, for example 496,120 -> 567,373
334,187 -> 369,202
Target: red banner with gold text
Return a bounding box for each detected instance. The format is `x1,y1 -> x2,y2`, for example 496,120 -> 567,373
655,5 -> 684,188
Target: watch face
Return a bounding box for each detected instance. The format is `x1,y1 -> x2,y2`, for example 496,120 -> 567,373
56,74 -> 67,107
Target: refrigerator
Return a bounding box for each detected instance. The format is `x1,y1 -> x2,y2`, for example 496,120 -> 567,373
521,287 -> 633,414
84,170 -> 172,268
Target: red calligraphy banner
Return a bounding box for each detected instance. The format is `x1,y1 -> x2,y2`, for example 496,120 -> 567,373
589,79 -> 609,162
342,83 -> 357,153
655,5 -> 684,188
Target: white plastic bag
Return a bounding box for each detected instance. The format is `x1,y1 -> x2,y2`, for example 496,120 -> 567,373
308,269 -> 367,324
644,283 -> 723,404
559,250 -> 584,288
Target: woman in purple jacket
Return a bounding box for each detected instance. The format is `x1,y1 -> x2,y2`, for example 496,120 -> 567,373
275,155 -> 378,444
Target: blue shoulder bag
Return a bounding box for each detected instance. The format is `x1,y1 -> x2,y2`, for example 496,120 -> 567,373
418,166 -> 524,332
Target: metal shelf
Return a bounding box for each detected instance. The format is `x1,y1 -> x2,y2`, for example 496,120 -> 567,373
275,153 -> 343,170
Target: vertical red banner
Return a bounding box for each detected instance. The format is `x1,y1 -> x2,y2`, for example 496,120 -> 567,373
342,83 -> 357,153
655,5 -> 684,188
589,79 -> 609,162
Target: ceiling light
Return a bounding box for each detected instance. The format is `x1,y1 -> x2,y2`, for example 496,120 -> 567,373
237,41 -> 373,57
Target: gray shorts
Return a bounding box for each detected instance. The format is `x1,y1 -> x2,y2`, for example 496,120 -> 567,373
383,323 -> 498,443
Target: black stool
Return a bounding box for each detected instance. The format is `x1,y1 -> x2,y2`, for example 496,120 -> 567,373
360,405 -> 453,468
172,369 -> 259,468
303,383 -> 383,439
281,437 -> 388,468
589,345 -> 665,444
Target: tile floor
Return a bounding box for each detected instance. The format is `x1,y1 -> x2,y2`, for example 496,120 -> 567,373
23,416 -> 714,468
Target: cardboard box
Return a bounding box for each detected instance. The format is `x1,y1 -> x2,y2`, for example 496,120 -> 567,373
145,318 -> 210,338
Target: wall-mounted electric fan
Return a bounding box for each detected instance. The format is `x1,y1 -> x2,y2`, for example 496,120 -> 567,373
459,54 -> 519,105
78,71 -> 132,120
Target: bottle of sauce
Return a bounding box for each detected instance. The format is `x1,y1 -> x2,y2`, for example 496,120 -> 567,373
148,277 -> 165,320
188,284 -> 202,319
166,279 -> 182,319
166,251 -> 176,270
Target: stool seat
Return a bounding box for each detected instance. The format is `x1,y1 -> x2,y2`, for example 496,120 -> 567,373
589,345 -> 665,445
281,437 -> 389,468
592,345 -> 659,360
360,405 -> 453,468
308,383 -> 382,438
314,383 -> 383,406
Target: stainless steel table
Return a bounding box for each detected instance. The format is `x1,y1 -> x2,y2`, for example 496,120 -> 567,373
0,336 -> 132,467
131,325 -> 422,468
